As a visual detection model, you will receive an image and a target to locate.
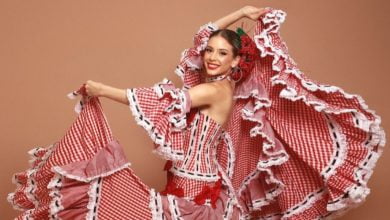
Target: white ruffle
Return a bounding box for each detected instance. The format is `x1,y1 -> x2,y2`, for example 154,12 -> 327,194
167,195 -> 183,220
8,144 -> 55,212
253,8 -> 386,217
170,166 -> 220,182
255,9 -> 385,141
223,197 -> 235,220
149,189 -> 164,220
237,166 -> 285,213
127,87 -> 185,161
320,114 -> 348,181
6,193 -> 26,212
258,188 -> 326,220
48,173 -> 64,219
221,132 -> 236,179
86,178 -> 102,220
154,79 -> 189,131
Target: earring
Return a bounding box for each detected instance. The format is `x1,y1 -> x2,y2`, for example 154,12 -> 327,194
230,66 -> 243,82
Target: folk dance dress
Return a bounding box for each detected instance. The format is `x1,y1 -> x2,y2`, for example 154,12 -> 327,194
8,8 -> 386,219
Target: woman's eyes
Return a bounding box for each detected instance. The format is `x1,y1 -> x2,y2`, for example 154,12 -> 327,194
205,48 -> 227,56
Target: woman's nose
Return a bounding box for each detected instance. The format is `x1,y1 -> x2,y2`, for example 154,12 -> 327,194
209,51 -> 217,60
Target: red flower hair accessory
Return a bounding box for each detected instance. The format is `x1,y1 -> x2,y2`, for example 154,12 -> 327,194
231,28 -> 260,82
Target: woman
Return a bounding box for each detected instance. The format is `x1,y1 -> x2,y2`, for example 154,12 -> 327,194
84,6 -> 264,127
9,5 -> 385,220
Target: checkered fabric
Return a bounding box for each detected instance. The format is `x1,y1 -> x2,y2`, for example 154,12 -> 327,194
8,96 -> 152,219
176,8 -> 386,219
8,8 -> 386,220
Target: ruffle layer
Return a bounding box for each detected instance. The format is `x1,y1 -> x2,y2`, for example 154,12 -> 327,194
8,95 -> 132,219
127,79 -> 191,161
223,56 -> 288,214
150,187 -> 240,220
47,140 -> 129,219
249,8 -> 386,218
8,145 -> 55,214
9,139 -> 129,220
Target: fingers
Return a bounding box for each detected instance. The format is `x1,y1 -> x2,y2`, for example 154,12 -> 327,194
84,80 -> 96,97
243,6 -> 271,20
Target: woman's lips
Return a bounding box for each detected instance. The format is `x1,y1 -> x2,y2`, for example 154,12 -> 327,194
207,63 -> 220,70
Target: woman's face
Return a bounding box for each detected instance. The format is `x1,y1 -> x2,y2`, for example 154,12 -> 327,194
203,35 -> 240,76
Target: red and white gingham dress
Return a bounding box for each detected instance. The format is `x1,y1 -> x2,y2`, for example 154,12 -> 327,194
8,8 -> 385,220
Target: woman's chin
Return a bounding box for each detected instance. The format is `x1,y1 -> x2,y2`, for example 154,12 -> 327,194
205,69 -> 223,76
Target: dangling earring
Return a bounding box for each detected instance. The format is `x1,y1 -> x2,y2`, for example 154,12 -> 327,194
230,66 -> 243,82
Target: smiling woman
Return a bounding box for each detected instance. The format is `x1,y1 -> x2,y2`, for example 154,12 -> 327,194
203,30 -> 242,76
5,2 -> 387,220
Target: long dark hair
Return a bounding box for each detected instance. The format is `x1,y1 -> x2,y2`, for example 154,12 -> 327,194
209,29 -> 242,57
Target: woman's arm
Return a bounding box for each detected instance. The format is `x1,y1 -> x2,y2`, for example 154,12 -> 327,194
83,6 -> 270,104
85,80 -> 129,105
214,6 -> 270,29
84,80 -> 222,108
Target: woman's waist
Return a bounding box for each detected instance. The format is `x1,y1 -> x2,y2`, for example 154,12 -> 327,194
169,165 -> 220,182
161,175 -> 223,206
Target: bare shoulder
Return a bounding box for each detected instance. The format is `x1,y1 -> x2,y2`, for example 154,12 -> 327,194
188,82 -> 229,108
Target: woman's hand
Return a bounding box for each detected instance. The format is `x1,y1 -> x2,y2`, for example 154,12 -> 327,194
85,80 -> 105,97
214,6 -> 269,29
241,6 -> 270,20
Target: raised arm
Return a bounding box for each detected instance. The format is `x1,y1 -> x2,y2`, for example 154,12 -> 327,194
214,6 -> 270,29
83,6 -> 270,104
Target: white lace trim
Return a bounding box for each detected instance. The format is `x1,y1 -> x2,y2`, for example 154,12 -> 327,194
193,114 -> 211,172
238,169 -> 260,198
51,162 -> 130,183
149,189 -> 164,220
215,156 -> 243,215
206,122 -> 221,173
170,166 -> 219,182
6,193 -> 25,212
252,8 -> 386,217
284,188 -> 326,219
255,9 -> 386,144
223,197 -> 235,220
234,87 -> 288,212
222,132 -> 236,179
182,113 -> 200,169
16,210 -> 34,220
67,90 -> 88,114
320,114 -> 348,181
154,79 -> 189,131
258,188 -> 326,219
231,55 -> 289,206
48,173 -> 64,219
167,195 -> 183,220
47,160 -> 123,219
8,144 -> 55,212
250,125 -> 289,168
86,178 -> 102,220
240,213 -> 251,220
27,147 -> 50,165
127,88 -> 185,161
25,175 -> 38,208
237,167 -> 285,212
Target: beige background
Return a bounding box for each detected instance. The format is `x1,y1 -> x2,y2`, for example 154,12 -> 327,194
1,0 -> 389,219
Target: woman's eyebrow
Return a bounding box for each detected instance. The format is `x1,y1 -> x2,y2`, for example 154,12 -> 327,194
206,46 -> 229,52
